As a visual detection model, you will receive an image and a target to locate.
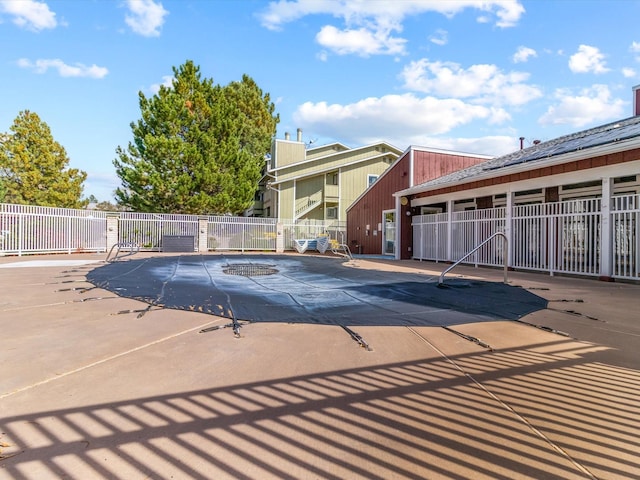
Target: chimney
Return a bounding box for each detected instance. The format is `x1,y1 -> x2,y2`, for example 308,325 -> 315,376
519,137 -> 525,150
284,132 -> 290,140
297,128 -> 302,142
634,84 -> 640,116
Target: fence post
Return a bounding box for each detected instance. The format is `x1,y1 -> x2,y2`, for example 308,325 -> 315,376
198,216 -> 208,253
106,213 -> 120,253
600,178 -> 613,280
276,222 -> 284,253
505,192 -> 514,268
446,200 -> 453,261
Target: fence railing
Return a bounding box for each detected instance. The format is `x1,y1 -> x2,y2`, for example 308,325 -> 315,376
413,195 -> 638,281
0,204 -> 347,256
0,204 -> 108,255
612,194 -> 639,279
118,212 -> 200,249
3,195 -> 638,280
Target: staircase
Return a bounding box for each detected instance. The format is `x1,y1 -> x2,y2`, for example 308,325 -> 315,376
295,191 -> 323,219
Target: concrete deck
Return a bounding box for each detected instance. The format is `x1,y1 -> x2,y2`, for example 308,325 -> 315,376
1,252 -> 639,480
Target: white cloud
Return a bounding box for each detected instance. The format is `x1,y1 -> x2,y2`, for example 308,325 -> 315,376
630,41 -> 640,61
512,46 -> 536,63
316,25 -> 406,57
622,67 -> 636,78
149,75 -> 174,94
568,44 -> 609,74
408,135 -> 518,157
17,58 -> 108,78
257,1 -> 524,57
400,59 -> 542,106
293,93 -> 510,145
538,85 -> 625,127
429,29 -> 448,46
124,0 -> 168,37
0,0 -> 57,31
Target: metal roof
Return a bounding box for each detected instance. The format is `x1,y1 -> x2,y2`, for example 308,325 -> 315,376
398,115 -> 640,196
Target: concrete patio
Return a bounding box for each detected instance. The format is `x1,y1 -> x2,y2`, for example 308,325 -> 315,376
1,252 -> 639,479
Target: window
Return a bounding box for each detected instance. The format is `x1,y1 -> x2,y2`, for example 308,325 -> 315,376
326,207 -> 338,219
328,172 -> 339,185
367,174 -> 379,187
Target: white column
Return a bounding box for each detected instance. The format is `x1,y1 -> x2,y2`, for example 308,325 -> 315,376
276,222 -> 284,253
395,195 -> 401,260
446,199 -> 454,261
600,177 -> 613,279
198,217 -> 208,252
505,191 -> 514,268
106,214 -> 119,253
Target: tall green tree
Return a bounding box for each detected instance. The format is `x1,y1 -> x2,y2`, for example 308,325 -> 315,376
114,60 -> 279,214
0,111 -> 87,208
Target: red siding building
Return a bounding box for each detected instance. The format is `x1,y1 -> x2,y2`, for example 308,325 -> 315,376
346,147 -> 491,258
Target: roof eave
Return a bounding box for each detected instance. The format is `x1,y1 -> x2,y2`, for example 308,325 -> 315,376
395,137 -> 640,198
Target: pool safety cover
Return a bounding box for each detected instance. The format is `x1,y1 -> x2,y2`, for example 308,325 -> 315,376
87,255 -> 547,327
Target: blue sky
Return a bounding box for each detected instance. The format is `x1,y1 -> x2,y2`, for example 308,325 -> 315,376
2,0 -> 640,202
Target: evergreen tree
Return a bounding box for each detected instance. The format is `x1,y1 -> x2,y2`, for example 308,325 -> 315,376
114,60 -> 279,214
0,111 -> 87,208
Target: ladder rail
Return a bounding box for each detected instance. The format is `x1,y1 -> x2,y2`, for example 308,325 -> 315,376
106,242 -> 140,263
438,232 -> 508,286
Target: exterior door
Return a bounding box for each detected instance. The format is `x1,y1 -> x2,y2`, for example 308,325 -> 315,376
382,210 -> 395,255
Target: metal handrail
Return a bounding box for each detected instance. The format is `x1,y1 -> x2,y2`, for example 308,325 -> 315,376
438,232 -> 508,286
106,242 -> 140,263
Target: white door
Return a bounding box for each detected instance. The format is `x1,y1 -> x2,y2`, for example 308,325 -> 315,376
382,210 -> 395,255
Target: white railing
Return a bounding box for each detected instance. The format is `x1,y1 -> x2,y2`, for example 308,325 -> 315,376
119,212 -> 199,250
207,216 -> 277,251
282,219 -> 346,251
412,213 -> 448,261
0,204 -> 348,256
295,191 -> 323,218
2,197 -> 638,280
512,199 -> 601,276
0,203 -> 107,255
612,194 -> 640,279
451,207 -> 507,266
413,197 -> 639,280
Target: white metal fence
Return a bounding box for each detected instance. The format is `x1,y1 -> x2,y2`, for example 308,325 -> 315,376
413,195 -> 639,281
612,194 -> 639,279
0,203 -> 346,256
119,212 -> 200,249
4,196 -> 638,280
207,216 -> 277,251
0,204 -> 108,255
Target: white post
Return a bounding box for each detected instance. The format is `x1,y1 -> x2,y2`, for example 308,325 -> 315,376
106,214 -> 119,253
505,191 -> 514,268
198,217 -> 208,252
600,177 -> 613,279
446,199 -> 454,261
276,222 -> 284,253
395,195 -> 401,260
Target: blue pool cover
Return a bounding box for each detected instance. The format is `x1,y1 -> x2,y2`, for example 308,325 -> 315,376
86,254 -> 547,327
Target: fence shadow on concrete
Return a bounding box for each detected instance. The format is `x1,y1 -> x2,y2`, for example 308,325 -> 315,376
1,339 -> 638,479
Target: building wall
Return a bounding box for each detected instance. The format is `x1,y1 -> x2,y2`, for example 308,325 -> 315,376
347,154 -> 411,256
412,149 -> 490,182
271,140 -> 306,169
275,146 -> 394,182
346,148 -> 490,258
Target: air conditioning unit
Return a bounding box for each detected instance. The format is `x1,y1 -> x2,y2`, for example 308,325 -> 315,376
326,207 -> 338,219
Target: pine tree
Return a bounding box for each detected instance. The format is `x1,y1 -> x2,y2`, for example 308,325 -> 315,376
114,60 -> 279,214
0,111 -> 87,208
